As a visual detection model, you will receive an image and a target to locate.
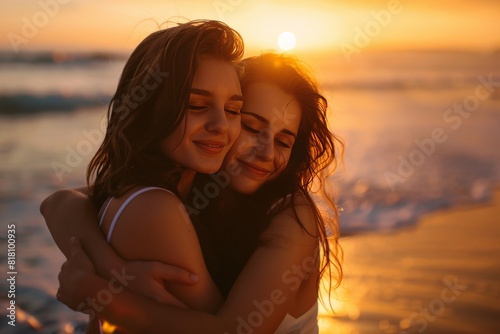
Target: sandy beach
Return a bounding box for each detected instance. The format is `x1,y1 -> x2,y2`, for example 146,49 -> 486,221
319,189 -> 500,334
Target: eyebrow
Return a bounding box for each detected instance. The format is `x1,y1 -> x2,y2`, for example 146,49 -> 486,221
241,111 -> 297,138
190,88 -> 243,101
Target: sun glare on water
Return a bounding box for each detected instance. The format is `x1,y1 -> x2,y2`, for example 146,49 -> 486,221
277,32 -> 296,51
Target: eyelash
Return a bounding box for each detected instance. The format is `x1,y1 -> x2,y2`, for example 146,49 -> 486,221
189,105 -> 206,111
188,106 -> 241,116
242,124 -> 291,148
277,141 -> 291,148
242,123 -> 259,134
226,109 -> 241,116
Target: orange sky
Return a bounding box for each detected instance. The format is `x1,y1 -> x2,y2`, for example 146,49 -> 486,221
1,0 -> 499,55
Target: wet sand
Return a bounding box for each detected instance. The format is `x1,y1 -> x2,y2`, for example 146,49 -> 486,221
319,190 -> 500,333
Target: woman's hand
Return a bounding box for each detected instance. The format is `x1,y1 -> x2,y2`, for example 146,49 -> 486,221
58,236 -> 200,312
122,260 -> 199,308
57,237 -> 97,312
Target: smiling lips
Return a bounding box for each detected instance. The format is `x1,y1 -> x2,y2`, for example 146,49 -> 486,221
237,159 -> 272,177
193,140 -> 227,154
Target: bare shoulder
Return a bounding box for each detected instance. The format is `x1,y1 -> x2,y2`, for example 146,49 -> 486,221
116,187 -> 189,225
122,186 -> 180,205
106,187 -> 197,260
263,193 -> 318,246
105,187 -> 222,312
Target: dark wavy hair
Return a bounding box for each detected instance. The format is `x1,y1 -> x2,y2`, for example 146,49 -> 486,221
197,53 -> 343,305
240,53 -> 344,306
87,20 -> 244,208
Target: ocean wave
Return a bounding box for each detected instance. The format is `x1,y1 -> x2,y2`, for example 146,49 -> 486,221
335,153 -> 497,234
0,93 -> 111,115
0,51 -> 126,66
336,179 -> 493,234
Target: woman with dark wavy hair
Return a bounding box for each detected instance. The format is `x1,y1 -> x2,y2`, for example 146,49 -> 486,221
43,19 -> 245,332
43,49 -> 343,333
88,19 -> 245,209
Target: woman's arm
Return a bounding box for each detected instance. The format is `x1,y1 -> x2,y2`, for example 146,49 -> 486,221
58,241 -> 225,333
213,200 -> 319,333
40,188 -> 122,275
100,189 -> 223,312
41,188 -> 198,303
59,198 -> 319,333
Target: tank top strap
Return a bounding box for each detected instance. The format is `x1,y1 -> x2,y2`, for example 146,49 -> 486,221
267,193 -> 293,214
98,198 -> 113,228
103,186 -> 175,242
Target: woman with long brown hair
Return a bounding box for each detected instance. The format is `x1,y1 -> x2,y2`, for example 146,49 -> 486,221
43,19 -> 245,332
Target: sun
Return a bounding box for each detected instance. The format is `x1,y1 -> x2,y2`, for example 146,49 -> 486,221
277,32 -> 296,51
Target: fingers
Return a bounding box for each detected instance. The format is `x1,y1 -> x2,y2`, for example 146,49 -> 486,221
57,262 -> 68,303
158,264 -> 199,284
58,261 -> 68,285
153,288 -> 189,309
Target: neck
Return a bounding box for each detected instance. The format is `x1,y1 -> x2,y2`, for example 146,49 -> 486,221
219,186 -> 249,211
177,170 -> 196,200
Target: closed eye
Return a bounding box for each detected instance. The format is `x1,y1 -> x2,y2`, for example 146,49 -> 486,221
242,123 -> 259,134
189,105 -> 207,111
276,140 -> 291,148
225,109 -> 241,116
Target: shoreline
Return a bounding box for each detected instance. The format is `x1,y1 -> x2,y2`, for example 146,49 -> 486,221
319,189 -> 500,333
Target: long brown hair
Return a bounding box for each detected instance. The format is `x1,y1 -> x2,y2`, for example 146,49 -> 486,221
195,53 -> 343,304
241,53 -> 343,304
87,20 -> 244,208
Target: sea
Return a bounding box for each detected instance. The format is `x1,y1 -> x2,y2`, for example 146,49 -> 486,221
0,49 -> 499,333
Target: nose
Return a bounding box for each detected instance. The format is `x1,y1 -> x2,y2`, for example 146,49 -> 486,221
255,129 -> 274,162
205,105 -> 228,135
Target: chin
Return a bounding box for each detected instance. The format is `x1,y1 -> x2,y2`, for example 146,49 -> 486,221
231,182 -> 261,195
193,160 -> 224,174
200,166 -> 221,174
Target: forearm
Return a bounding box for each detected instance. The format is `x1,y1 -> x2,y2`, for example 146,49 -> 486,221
40,189 -> 123,277
77,273 -> 225,334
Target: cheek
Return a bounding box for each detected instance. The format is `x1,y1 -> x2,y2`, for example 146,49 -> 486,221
228,119 -> 241,144
233,133 -> 256,156
274,150 -> 292,172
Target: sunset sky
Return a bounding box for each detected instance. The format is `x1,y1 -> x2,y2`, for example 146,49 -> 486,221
1,0 -> 499,55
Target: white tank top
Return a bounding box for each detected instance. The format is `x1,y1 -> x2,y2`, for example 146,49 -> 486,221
98,186 -> 174,240
274,302 -> 319,334
98,186 -> 318,334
